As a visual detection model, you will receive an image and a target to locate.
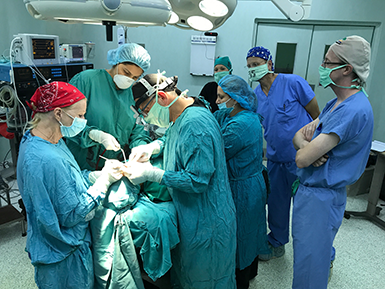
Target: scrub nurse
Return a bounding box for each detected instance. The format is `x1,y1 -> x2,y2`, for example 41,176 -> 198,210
200,56 -> 233,112
214,74 -> 270,289
67,43 -> 152,170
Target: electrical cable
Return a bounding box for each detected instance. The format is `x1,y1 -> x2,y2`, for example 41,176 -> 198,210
8,37 -> 45,134
0,84 -> 17,121
3,149 -> 11,164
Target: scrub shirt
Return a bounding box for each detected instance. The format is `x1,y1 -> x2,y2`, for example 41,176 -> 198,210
17,130 -> 105,289
255,73 -> 314,163
68,69 -> 152,170
159,99 -> 237,289
254,73 -> 315,247
214,108 -> 270,270
292,91 -> 373,289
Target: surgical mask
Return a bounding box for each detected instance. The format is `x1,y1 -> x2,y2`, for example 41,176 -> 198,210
248,63 -> 273,82
319,64 -> 363,91
114,74 -> 135,90
217,98 -> 231,110
59,111 -> 87,138
144,93 -> 179,127
214,71 -> 230,83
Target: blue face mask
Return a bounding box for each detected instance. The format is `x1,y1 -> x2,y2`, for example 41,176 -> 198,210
59,111 -> 87,138
217,98 -> 231,110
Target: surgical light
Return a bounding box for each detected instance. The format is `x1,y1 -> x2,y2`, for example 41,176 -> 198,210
199,0 -> 229,17
168,12 -> 180,24
24,0 -> 172,41
187,16 -> 214,31
168,0 -> 237,31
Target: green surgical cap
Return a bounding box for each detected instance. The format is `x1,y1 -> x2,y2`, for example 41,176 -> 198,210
214,56 -> 232,71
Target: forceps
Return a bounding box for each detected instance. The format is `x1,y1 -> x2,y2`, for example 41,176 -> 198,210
99,148 -> 127,163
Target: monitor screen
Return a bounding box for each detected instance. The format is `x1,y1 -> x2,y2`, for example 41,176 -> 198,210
72,46 -> 84,59
32,38 -> 56,60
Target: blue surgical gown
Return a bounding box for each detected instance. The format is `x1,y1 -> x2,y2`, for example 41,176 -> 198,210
17,130 -> 105,289
160,105 -> 237,289
292,91 -> 374,288
68,69 -> 152,170
214,108 -> 270,270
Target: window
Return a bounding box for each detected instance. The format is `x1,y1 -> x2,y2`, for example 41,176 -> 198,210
274,43 -> 297,74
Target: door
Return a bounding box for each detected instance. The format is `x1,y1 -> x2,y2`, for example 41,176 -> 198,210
256,23 -> 313,78
254,22 -> 374,110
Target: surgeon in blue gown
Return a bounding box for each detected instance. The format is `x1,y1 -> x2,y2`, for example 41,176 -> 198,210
17,82 -> 123,289
214,75 -> 270,289
121,73 -> 237,289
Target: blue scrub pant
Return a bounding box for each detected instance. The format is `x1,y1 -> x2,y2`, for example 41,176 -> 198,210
34,241 -> 94,289
267,160 -> 297,247
292,184 -> 346,289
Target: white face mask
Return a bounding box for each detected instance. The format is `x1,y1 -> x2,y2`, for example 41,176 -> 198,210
113,65 -> 135,90
114,74 -> 135,90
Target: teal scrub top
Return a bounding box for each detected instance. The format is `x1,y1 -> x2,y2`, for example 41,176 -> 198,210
68,69 -> 152,170
17,131 -> 103,266
160,104 -> 237,289
214,108 -> 270,269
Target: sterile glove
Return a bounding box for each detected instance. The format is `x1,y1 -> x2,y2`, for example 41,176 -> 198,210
89,130 -> 121,151
129,140 -> 161,162
122,161 -> 165,185
89,170 -> 103,184
91,160 -> 123,193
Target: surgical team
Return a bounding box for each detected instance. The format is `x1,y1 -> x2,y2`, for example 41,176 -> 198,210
17,35 -> 374,289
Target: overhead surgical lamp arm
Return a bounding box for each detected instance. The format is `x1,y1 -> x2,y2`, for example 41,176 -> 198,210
271,0 -> 312,22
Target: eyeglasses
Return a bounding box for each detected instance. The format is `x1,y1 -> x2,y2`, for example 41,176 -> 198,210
246,62 -> 264,69
322,61 -> 345,67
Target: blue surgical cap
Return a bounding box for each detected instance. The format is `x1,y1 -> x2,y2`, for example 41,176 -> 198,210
214,56 -> 232,71
246,46 -> 274,71
218,75 -> 258,112
107,43 -> 151,73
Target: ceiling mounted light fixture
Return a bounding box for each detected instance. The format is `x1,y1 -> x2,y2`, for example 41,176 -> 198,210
199,0 -> 229,17
187,16 -> 213,31
24,0 -> 172,41
168,11 -> 180,24
168,0 -> 237,31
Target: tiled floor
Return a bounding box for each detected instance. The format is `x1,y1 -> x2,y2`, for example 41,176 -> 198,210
1,172 -> 385,289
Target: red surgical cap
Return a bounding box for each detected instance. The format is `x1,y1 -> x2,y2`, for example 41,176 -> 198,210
28,81 -> 85,117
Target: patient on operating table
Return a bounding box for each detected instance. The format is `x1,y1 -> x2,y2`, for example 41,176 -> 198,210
89,150 -> 179,289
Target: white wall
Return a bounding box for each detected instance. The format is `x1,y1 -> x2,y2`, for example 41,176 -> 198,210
1,0 -> 385,163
